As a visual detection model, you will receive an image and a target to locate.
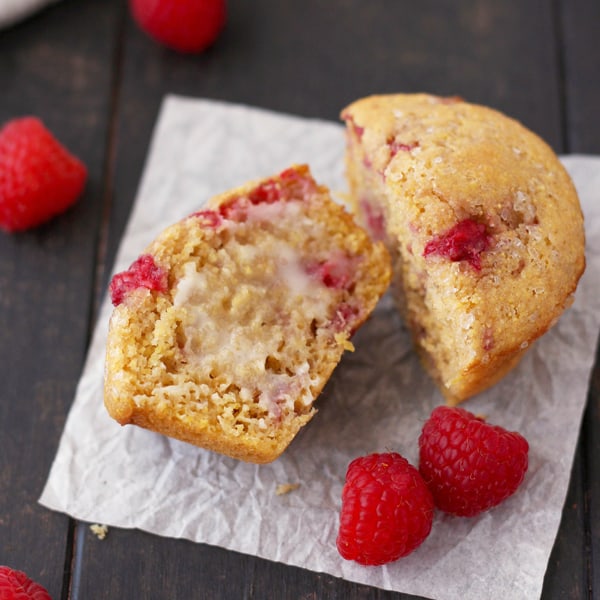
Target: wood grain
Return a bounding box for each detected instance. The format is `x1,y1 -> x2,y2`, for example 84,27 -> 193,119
0,0 -> 122,598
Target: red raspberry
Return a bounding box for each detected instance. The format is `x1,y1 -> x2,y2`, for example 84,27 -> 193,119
423,218 -> 490,270
219,179 -> 284,220
0,566 -> 52,600
418,406 -> 529,517
130,0 -> 226,54
388,138 -> 419,157
0,117 -> 87,232
190,209 -> 223,228
336,452 -> 434,565
109,254 -> 168,306
247,180 -> 283,205
305,258 -> 354,290
359,199 -> 386,241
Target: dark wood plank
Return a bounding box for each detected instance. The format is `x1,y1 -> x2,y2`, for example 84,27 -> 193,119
0,0 -> 122,597
585,353 -> 600,597
544,0 -> 600,597
71,0 -> 576,598
559,0 -> 600,154
73,527 -> 426,600
543,444 -> 589,598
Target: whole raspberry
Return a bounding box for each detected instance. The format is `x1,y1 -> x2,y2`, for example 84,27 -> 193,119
0,566 -> 52,600
418,406 -> 529,517
336,452 -> 434,565
130,0 -> 227,54
0,117 -> 87,232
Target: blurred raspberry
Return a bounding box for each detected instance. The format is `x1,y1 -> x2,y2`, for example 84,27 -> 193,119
0,117 -> 87,232
130,0 -> 227,53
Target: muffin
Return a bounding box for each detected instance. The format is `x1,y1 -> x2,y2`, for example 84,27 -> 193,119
341,93 -> 585,403
104,165 -> 391,463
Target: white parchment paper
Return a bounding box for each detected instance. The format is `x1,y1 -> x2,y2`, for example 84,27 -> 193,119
0,0 -> 59,28
40,96 -> 600,600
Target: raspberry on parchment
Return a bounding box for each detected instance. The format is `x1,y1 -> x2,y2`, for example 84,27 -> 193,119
418,406 -> 529,517
336,452 -> 435,565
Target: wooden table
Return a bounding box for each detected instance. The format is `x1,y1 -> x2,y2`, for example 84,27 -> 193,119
1,1 -> 599,598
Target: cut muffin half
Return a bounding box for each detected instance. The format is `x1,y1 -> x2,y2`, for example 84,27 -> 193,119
342,94 -> 585,404
104,164 -> 391,463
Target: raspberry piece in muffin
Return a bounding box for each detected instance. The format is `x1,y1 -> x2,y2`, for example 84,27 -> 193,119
104,165 -> 391,463
109,254 -> 168,306
423,218 -> 490,270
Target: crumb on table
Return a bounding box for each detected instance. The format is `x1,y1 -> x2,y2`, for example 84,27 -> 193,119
90,523 -> 109,540
275,483 -> 300,496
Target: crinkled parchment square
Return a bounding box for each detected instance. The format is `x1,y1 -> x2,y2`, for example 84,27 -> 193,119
40,96 -> 600,600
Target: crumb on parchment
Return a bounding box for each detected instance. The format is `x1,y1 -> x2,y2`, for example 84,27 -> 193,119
90,523 -> 109,540
275,483 -> 300,496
